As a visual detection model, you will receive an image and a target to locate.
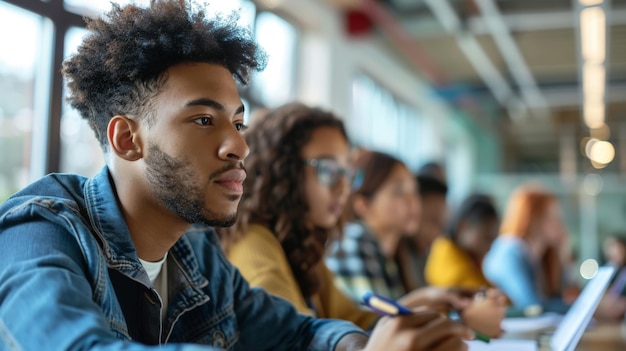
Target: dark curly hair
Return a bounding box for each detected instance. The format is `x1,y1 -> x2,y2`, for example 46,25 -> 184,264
220,102 -> 348,299
62,0 -> 266,149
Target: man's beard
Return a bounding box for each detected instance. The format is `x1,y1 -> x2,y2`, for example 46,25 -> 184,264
144,143 -> 241,227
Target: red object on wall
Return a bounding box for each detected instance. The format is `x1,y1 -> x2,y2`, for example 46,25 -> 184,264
345,10 -> 373,36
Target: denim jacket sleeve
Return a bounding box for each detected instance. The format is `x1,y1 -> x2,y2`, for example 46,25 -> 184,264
0,207 -> 218,351
229,264 -> 366,351
197,229 -> 366,351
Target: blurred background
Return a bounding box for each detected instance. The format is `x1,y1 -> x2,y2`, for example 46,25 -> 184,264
0,0 -> 624,277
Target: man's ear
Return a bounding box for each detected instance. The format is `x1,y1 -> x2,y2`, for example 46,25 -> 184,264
107,115 -> 143,161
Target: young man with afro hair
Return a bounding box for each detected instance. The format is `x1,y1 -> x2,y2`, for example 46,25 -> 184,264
0,1 -> 473,350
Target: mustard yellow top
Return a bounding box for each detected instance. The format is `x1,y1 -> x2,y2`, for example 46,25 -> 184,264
425,236 -> 491,289
227,224 -> 378,330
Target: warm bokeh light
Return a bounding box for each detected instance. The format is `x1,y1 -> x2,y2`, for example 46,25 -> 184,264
579,0 -> 604,6
583,101 -> 605,129
580,258 -> 599,279
588,140 -> 615,165
591,160 -> 608,169
580,137 -> 591,156
584,138 -> 598,158
590,123 -> 610,140
580,7 -> 606,64
583,63 -> 605,101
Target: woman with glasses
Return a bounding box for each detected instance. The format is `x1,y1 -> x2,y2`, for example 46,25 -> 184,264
220,103 -> 477,350
221,103 -> 377,329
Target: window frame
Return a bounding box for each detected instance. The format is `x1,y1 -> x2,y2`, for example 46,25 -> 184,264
3,0 -> 85,175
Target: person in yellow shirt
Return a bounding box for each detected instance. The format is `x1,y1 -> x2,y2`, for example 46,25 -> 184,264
425,194 -> 499,289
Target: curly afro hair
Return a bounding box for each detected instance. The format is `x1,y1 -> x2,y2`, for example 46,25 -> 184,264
219,102 -> 349,298
62,0 -> 267,149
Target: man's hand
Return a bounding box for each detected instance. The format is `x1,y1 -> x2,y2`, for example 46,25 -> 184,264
362,311 -> 474,351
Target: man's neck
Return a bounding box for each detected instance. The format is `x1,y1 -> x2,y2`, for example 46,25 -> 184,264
113,173 -> 188,262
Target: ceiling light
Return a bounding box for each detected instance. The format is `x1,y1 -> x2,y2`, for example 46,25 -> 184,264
579,0 -> 604,6
580,137 -> 591,156
585,138 -> 599,158
580,7 -> 606,64
583,102 -> 605,129
590,123 -> 610,140
583,63 -> 605,100
591,160 -> 608,169
588,140 -> 615,164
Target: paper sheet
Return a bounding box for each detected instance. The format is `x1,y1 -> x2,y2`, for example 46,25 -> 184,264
501,312 -> 563,334
466,339 -> 538,351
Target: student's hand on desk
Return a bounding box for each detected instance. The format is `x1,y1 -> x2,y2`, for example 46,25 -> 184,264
398,287 -> 472,311
459,288 -> 506,338
363,311 -> 474,351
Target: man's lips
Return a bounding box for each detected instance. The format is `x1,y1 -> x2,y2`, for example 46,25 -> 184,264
213,169 -> 246,193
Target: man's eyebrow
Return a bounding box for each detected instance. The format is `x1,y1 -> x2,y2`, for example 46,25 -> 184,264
185,98 -> 245,114
235,104 -> 245,115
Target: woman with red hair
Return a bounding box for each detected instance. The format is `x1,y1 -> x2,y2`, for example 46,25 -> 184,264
482,184 -> 569,314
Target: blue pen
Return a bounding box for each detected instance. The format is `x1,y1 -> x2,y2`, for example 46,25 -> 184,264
362,292 -> 490,343
362,292 -> 412,316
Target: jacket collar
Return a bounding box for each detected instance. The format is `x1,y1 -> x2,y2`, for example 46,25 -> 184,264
84,166 -> 208,289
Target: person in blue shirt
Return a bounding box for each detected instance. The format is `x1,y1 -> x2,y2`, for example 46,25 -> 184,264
0,1 -> 474,350
482,184 -> 570,315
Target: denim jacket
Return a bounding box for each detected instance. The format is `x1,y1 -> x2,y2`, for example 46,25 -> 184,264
0,167 -> 364,351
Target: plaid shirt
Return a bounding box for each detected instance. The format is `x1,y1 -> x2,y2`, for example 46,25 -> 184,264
325,221 -> 405,303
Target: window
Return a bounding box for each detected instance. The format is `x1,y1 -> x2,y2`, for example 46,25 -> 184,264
0,2 -> 48,201
250,12 -> 298,108
350,74 -> 431,171
0,0 -> 294,202
64,0 -> 150,17
60,27 -> 105,176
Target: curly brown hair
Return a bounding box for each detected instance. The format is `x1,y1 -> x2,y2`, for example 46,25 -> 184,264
62,0 -> 266,150
220,102 -> 348,298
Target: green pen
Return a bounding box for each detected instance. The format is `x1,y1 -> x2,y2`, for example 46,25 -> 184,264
362,292 -> 490,343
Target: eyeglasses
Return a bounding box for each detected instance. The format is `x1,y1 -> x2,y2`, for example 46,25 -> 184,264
305,158 -> 355,187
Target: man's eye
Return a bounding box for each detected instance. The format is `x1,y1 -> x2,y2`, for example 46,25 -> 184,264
235,123 -> 248,131
194,117 -> 212,126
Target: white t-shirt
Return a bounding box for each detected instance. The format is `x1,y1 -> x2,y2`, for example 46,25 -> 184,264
139,253 -> 169,322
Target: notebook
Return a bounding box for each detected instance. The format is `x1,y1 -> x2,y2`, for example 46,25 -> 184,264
467,265 -> 616,351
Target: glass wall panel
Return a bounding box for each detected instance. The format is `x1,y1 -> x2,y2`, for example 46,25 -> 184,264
251,12 -> 298,108
59,26 -> 105,176
0,2 -> 47,201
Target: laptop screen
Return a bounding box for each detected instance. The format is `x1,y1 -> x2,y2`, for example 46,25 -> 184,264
549,265 -> 616,351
